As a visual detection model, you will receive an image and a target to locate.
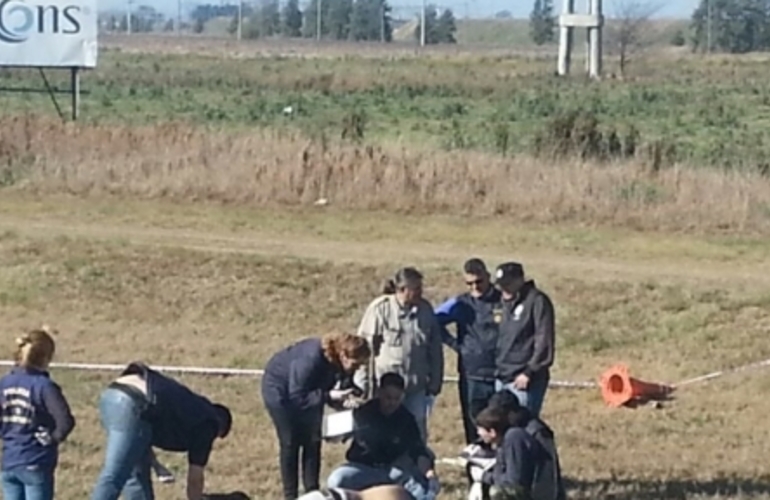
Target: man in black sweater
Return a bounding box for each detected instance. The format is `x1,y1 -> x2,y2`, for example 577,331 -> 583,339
326,373 -> 439,499
493,262 -> 556,418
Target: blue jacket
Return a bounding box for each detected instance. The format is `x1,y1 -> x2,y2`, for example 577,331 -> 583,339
261,338 -> 345,414
0,367 -> 75,472
435,287 -> 502,380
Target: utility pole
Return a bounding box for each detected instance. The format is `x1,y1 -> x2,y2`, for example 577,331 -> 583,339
126,0 -> 132,34
177,0 -> 182,35
707,0 -> 712,54
420,0 -> 425,46
237,0 -> 242,40
380,1 -> 385,42
316,0 -> 322,41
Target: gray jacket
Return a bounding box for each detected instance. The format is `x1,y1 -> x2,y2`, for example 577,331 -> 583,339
354,294 -> 444,398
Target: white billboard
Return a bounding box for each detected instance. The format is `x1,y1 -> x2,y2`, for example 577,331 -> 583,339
0,0 -> 98,68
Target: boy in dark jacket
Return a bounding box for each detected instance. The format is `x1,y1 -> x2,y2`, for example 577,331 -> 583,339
327,373 -> 439,500
473,406 -> 547,500
466,391 -> 566,500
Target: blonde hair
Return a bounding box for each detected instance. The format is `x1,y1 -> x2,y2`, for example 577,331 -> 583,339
15,326 -> 57,369
322,332 -> 371,367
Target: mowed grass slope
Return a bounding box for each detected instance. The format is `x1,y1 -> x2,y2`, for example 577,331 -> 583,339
2,198 -> 770,499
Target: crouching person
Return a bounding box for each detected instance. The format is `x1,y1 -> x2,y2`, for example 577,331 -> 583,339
327,373 -> 440,500
90,362 -> 233,500
1,328 -> 76,500
471,405 -> 552,500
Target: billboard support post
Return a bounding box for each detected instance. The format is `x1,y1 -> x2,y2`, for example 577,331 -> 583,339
71,67 -> 79,120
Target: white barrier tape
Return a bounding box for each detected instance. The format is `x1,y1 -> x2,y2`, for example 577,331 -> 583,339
0,360 -> 596,388
673,357 -> 770,388
4,357 -> 769,390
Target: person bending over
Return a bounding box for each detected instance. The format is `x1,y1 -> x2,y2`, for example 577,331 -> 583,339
262,333 -> 372,500
90,362 -> 233,500
327,372 -> 439,500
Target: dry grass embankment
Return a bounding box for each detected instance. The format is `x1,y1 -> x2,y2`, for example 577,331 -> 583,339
3,114 -> 770,235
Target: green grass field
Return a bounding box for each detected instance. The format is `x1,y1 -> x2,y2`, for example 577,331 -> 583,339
1,32 -> 770,499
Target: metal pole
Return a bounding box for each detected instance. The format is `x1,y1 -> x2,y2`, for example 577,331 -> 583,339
707,0 -> 712,54
177,0 -> 182,35
237,0 -> 242,40
70,68 -> 80,121
126,0 -> 132,34
316,0 -> 322,41
380,1 -> 385,42
420,0 -> 425,46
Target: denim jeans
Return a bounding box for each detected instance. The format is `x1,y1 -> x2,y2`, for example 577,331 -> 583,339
1,466 -> 55,500
326,462 -> 432,500
90,386 -> 154,500
495,371 -> 550,418
459,377 -> 497,444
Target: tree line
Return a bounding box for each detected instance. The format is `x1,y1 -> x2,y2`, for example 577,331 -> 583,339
199,0 -> 457,44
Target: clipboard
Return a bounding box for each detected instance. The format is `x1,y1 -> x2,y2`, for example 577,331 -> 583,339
322,409 -> 355,441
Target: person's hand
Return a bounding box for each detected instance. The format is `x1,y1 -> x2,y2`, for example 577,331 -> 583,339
342,397 -> 364,409
328,388 -> 355,401
513,373 -> 530,390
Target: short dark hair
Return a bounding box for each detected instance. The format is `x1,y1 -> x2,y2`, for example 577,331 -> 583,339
463,258 -> 488,276
475,406 -> 510,435
379,372 -> 405,391
487,391 -> 531,427
488,390 -> 521,412
213,403 -> 233,438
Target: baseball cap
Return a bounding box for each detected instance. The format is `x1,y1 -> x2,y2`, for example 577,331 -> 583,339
494,262 -> 524,285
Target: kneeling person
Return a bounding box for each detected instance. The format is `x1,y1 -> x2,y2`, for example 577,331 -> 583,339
327,373 -> 439,500
90,362 -> 233,500
473,406 -> 550,500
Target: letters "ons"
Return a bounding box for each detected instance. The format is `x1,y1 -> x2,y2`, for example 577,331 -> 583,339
0,0 -> 84,44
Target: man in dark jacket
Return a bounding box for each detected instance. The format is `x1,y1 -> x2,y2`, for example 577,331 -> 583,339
435,258 -> 501,444
493,262 -> 556,418
327,373 -> 438,500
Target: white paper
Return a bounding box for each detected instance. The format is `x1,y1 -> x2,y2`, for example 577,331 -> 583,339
322,410 -> 354,439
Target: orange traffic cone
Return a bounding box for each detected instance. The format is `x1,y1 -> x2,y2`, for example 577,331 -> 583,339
599,363 -> 674,408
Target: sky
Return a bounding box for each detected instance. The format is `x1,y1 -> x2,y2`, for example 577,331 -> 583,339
101,0 -> 701,21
